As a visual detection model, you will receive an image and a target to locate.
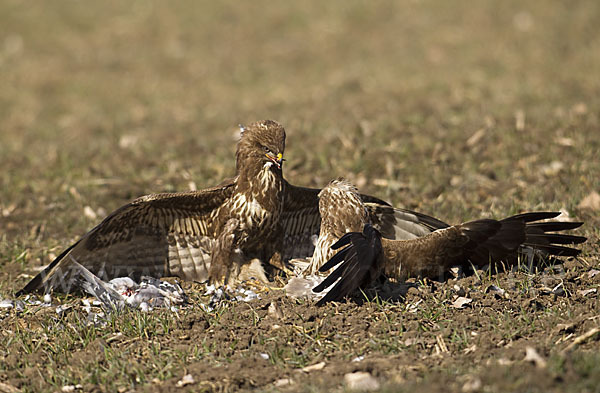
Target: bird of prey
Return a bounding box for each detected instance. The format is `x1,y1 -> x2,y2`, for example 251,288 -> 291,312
312,179 -> 587,305
306,178 -> 375,274
17,121 -> 441,295
19,120 -> 287,294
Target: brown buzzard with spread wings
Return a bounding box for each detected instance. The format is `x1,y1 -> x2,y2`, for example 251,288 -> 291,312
313,179 -> 586,305
17,121 -> 440,295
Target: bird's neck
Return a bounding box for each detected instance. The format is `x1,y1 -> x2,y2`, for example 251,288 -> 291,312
236,161 -> 284,199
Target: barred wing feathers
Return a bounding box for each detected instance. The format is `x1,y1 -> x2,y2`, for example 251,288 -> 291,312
315,213 -> 586,304
17,182 -> 235,295
280,181 -> 448,261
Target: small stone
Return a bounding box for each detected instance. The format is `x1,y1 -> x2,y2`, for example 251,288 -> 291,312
587,269 -> 600,278
274,378 -> 293,387
301,361 -> 325,372
485,285 -> 506,299
0,203 -> 17,217
578,288 -> 597,297
450,266 -> 463,278
578,191 -> 600,211
268,302 -> 283,319
462,377 -> 482,392
344,371 -> 380,391
61,385 -> 82,392
83,206 -> 97,220
452,297 -> 472,309
541,161 -> 564,176
524,346 -> 547,368
0,300 -> 14,309
453,284 -> 466,297
176,374 -> 195,388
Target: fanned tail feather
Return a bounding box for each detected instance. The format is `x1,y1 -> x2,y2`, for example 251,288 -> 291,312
468,212 -> 585,267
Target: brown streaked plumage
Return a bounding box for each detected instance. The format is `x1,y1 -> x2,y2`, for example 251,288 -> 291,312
18,120 -> 288,294
17,122 -> 443,295
306,178 -> 369,274
298,181 -> 450,274
313,180 -> 587,305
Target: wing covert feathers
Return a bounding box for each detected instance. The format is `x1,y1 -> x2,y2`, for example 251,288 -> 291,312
315,212 -> 586,305
282,178 -> 445,263
17,185 -> 234,295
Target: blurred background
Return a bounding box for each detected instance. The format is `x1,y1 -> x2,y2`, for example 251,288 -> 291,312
1,0 -> 598,242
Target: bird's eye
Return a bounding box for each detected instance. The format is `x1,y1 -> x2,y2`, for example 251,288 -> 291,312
262,146 -> 269,152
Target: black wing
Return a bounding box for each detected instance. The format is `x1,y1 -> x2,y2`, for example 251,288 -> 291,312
313,224 -> 383,306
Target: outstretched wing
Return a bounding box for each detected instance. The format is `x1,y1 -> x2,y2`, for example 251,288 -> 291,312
280,180 -> 449,261
313,220 -> 513,304
315,213 -> 586,305
17,182 -> 235,295
280,182 -> 322,260
366,204 -> 448,239
386,212 -> 586,278
467,212 -> 586,266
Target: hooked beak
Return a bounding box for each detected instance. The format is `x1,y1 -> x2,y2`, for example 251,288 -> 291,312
266,152 -> 285,169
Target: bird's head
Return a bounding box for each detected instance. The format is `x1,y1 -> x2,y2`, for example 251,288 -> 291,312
318,177 -> 369,235
236,120 -> 286,172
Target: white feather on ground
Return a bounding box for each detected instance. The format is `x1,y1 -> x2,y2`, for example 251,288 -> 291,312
69,256 -> 187,310
284,275 -> 329,300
